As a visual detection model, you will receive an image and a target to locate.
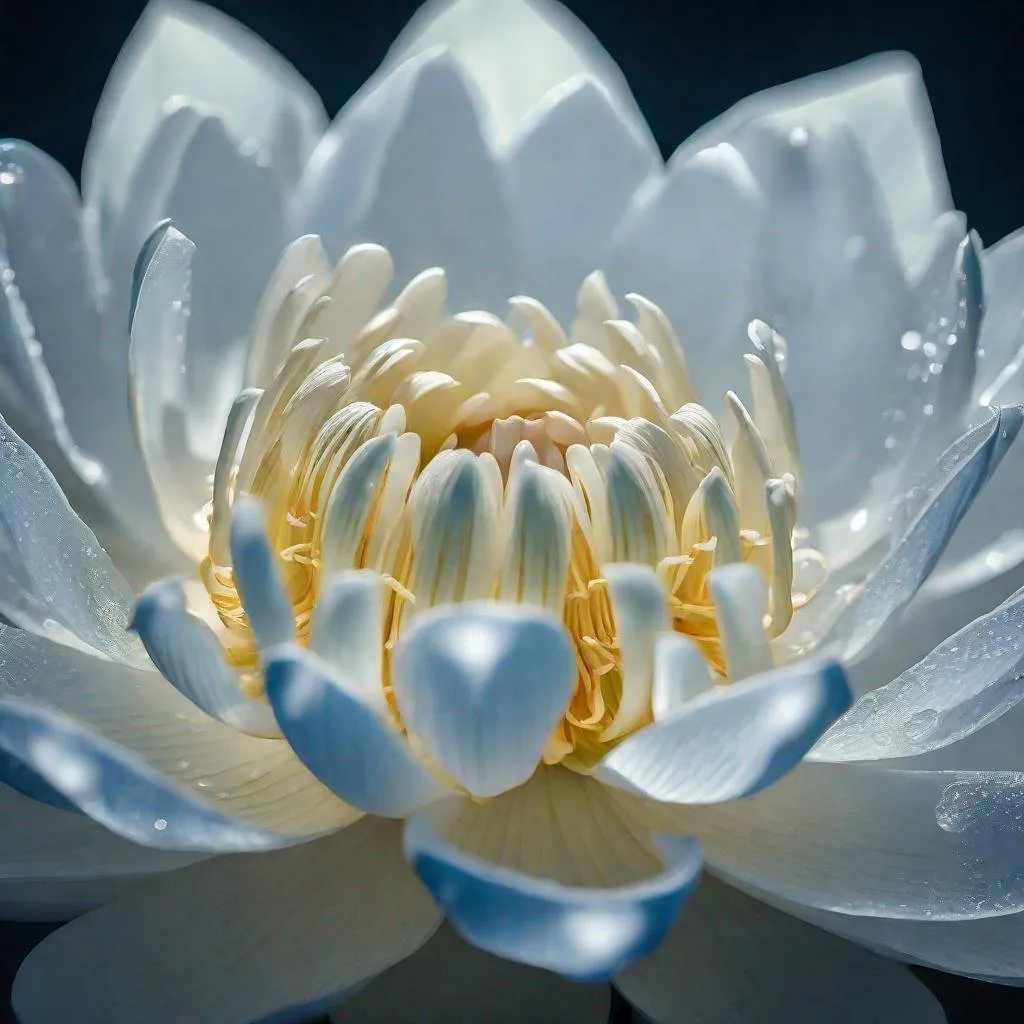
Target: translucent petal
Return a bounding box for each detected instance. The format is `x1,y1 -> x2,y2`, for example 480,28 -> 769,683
392,603 -> 575,798
595,659 -> 850,804
265,644 -> 449,818
403,783 -> 702,979
616,874 -> 945,1023
0,625 -> 356,848
330,921 -> 611,1024
13,820 -> 440,1024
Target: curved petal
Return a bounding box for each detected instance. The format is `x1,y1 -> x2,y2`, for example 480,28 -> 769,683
595,658 -> 850,804
503,75 -> 659,320
13,819 -> 441,1024
615,874 -> 945,1023
85,0 -> 325,231
826,405 -> 1023,660
974,227 -> 1024,406
0,414 -> 144,664
629,762 -> 1024,919
683,52 -> 951,264
264,644 -> 450,818
330,922 -> 612,1023
813,583 -> 1024,761
294,50 -> 527,311
384,0 -> 645,150
131,577 -> 281,737
0,625 -> 357,848
404,790 -> 702,980
392,602 -> 576,797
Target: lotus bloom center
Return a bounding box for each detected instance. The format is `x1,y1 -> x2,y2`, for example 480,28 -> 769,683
192,239 -> 822,772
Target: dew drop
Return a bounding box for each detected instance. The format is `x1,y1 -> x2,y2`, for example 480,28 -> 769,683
900,330 -> 922,352
788,126 -> 809,147
153,818 -> 168,831
849,507 -> 869,533
922,341 -> 937,358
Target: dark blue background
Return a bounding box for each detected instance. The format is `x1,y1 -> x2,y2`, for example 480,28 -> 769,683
1,0 -> 1023,1020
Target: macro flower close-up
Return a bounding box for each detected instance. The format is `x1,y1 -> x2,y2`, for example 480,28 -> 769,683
1,0 -> 1024,1020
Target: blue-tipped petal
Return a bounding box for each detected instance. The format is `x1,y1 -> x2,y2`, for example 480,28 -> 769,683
229,497 -> 295,651
391,602 -> 575,798
131,578 -> 280,737
0,751 -> 79,813
403,799 -> 702,980
594,659 -> 851,804
264,645 -> 448,818
828,405 -> 1023,659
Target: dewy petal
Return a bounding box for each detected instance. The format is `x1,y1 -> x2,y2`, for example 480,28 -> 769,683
813,583 -> 1024,761
638,762 -> 1024,918
595,659 -> 850,804
615,874 -> 945,1024
503,75 -> 659,322
330,921 -> 611,1024
765,887 -> 1024,985
264,644 -> 450,818
685,52 -> 951,263
403,772 -> 703,979
294,50 -> 527,312
0,625 -> 357,849
12,819 -> 441,1024
132,578 -> 282,738
392,603 -> 576,798
384,0 -> 644,150
0,415 -> 144,664
84,0 -> 326,228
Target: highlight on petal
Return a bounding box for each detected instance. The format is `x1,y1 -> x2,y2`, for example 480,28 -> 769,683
131,578 -> 281,737
13,819 -> 441,1024
826,405 -> 1024,659
595,659 -> 851,804
229,497 -> 295,651
391,602 -> 576,797
264,644 -> 449,818
85,0 -> 326,219
651,634 -> 714,720
403,793 -> 702,980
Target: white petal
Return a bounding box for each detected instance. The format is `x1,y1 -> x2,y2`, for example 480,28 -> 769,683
295,51 -> 526,311
974,227 -> 1024,406
595,658 -> 850,804
13,819 -> 441,1024
600,563 -> 670,742
385,0 -> 643,149
651,633 -> 714,720
85,0 -> 325,225
265,644 -> 449,817
0,625 -> 356,848
331,921 -> 611,1024
643,762 -> 1024,918
685,52 -> 951,263
707,563 -> 773,681
229,497 -> 296,652
131,577 -> 281,737
616,874 -> 946,1023
403,770 -> 702,978
392,603 -> 576,797
0,415 -> 144,664
504,75 -> 659,320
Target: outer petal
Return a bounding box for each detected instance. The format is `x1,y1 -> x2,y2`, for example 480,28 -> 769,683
0,626 -> 357,849
85,0 -> 326,228
684,52 -> 951,263
13,819 -> 441,1024
402,768 -> 703,980
595,658 -> 851,804
0,415 -> 144,664
615,874 -> 946,1023
384,0 -> 645,150
264,645 -> 450,818
503,75 -> 659,321
330,922 -> 611,1023
825,405 -> 1022,660
293,51 -> 527,311
392,602 -> 576,798
813,584 -> 1024,761
631,762 -> 1024,919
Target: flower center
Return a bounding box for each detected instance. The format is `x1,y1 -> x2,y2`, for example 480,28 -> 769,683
199,245 -> 823,768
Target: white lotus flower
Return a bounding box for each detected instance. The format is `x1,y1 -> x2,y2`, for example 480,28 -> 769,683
2,1 -> 1023,1021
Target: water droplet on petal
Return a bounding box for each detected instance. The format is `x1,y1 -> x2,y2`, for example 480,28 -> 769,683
900,331 -> 922,352
153,818 -> 168,831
